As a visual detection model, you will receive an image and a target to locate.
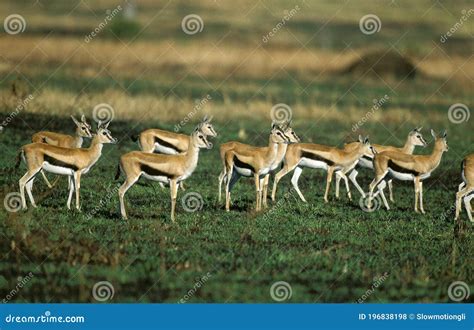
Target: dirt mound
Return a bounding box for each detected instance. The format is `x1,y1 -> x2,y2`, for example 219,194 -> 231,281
343,50 -> 417,79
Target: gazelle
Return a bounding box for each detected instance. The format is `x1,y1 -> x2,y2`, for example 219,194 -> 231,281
335,127 -> 427,200
367,129 -> 448,213
272,136 -> 373,203
32,115 -> 93,188
455,154 -> 473,222
117,126 -> 213,221
217,121 -> 299,204
222,124 -> 289,212
17,121 -> 116,210
133,115 -> 217,154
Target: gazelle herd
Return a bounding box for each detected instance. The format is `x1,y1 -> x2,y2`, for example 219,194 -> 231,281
13,114 -> 473,222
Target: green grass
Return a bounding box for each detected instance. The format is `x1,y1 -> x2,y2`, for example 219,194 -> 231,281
0,112 -> 472,303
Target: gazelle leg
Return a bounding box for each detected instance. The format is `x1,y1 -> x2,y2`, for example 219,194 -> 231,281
414,178 -> 420,213
25,177 -> 37,208
324,167 -> 335,203
335,172 -> 342,199
170,179 -> 178,222
388,179 -> 394,203
455,186 -> 473,220
272,165 -> 294,202
218,170 -> 226,203
348,169 -> 365,198
290,166 -> 307,202
40,170 -> 53,188
368,173 -> 386,209
464,192 -> 473,222
254,174 -> 261,211
118,175 -> 140,220
225,166 -> 233,211
19,169 -> 40,210
377,181 -> 390,210
73,171 -> 82,211
419,181 -> 425,214
67,176 -> 75,210
338,171 -> 352,201
262,175 -> 269,207
458,182 -> 466,191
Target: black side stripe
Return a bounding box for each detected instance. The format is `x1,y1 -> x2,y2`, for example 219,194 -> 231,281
44,155 -> 79,171
140,164 -> 176,179
233,155 -> 255,173
300,151 -> 335,166
387,160 -> 420,176
154,136 -> 183,153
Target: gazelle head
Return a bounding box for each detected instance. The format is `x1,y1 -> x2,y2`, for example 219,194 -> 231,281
71,115 -> 93,138
357,135 -> 373,157
280,121 -> 300,143
95,121 -> 117,144
408,127 -> 427,147
197,115 -> 217,137
192,126 -> 213,149
431,129 -> 448,152
270,123 -> 290,144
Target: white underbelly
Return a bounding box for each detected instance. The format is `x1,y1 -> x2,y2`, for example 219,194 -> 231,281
42,162 -> 74,176
358,158 -> 373,169
299,158 -> 328,171
154,143 -> 179,155
233,166 -> 253,177
141,172 -> 169,183
388,169 -> 413,181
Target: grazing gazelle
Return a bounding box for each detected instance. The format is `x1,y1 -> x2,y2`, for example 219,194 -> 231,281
117,126 -> 213,221
133,115 -> 217,154
17,121 -> 116,210
455,154 -> 473,222
335,127 -> 427,199
217,121 -> 299,205
32,115 -> 93,188
367,129 -> 448,213
222,124 -> 289,212
272,136 -> 373,203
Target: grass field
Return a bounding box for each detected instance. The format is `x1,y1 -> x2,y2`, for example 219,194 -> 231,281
0,0 -> 473,303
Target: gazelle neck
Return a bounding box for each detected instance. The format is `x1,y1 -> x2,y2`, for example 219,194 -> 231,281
265,136 -> 280,164
346,144 -> 367,162
401,137 -> 415,154
183,140 -> 201,168
274,143 -> 289,164
74,135 -> 84,148
427,142 -> 445,170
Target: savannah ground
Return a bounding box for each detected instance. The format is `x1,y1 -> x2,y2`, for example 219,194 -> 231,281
0,0 -> 472,302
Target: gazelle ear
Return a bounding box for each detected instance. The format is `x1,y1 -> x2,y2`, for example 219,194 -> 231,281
97,120 -> 103,129
364,136 -> 370,144
71,115 -> 80,126
206,115 -> 213,122
202,115 -> 208,123
271,122 -> 277,129
416,126 -> 423,132
442,129 -> 447,138
358,135 -> 363,143
81,114 -> 87,123
430,129 -> 437,138
103,120 -> 111,129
